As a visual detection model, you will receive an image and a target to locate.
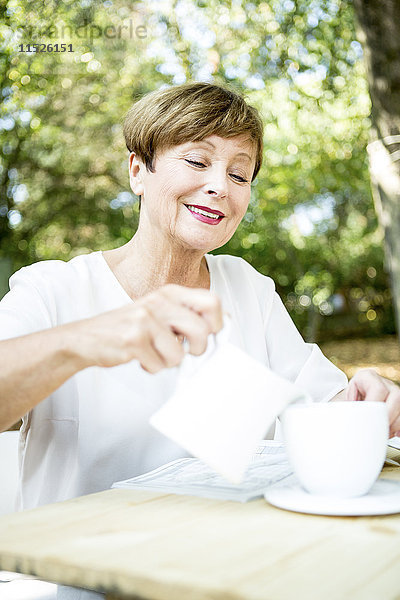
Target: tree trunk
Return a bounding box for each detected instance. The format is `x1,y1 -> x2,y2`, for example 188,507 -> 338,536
353,0 -> 400,343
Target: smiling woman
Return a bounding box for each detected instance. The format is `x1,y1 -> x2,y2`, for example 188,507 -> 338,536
121,133 -> 257,276
0,82 -> 353,599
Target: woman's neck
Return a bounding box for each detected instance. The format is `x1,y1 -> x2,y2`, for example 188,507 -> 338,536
102,235 -> 210,300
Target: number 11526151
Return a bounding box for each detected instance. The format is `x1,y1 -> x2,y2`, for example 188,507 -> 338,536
18,43 -> 74,52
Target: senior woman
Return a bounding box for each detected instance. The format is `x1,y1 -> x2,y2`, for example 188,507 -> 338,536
1,81 -> 347,499
0,84 -> 399,587
1,81 -> 399,493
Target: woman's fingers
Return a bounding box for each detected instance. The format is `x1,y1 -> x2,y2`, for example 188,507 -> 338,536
348,369 -> 400,436
160,284 -> 224,335
347,379 -> 361,402
347,369 -> 389,402
148,321 -> 185,370
134,312 -> 183,373
81,284 -> 224,372
384,386 -> 400,437
143,286 -> 223,356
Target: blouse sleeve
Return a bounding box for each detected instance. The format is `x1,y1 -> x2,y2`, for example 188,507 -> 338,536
0,266 -> 52,341
265,292 -> 348,403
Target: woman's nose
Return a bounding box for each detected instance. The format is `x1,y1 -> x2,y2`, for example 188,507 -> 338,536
207,187 -> 227,198
204,171 -> 228,198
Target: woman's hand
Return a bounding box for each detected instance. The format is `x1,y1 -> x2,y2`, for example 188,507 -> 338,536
347,368 -> 400,437
71,284 -> 224,373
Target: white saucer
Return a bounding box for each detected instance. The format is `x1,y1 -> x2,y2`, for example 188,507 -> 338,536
264,479 -> 400,516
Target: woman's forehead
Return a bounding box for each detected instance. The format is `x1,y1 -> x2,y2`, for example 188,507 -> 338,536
175,135 -> 256,161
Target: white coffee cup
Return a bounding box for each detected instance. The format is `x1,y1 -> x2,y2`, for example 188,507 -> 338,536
281,401 -> 389,497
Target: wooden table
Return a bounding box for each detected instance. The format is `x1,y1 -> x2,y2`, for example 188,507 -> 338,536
1,448 -> 400,600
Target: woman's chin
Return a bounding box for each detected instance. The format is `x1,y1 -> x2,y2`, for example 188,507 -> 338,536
177,238 -> 220,254
171,229 -> 222,253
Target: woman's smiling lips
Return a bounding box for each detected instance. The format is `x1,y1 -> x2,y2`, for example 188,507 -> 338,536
184,204 -> 225,225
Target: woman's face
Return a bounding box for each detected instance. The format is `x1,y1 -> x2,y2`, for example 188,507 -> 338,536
130,134 -> 256,253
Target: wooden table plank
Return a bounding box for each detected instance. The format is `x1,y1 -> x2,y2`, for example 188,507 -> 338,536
0,449 -> 400,600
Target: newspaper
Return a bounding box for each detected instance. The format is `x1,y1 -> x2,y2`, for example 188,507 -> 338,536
112,441 -> 294,502
388,437 -> 400,450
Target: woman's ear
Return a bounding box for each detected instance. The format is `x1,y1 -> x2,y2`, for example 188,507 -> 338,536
128,152 -> 144,196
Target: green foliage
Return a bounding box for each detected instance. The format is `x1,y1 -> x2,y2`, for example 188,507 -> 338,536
0,0 -> 394,340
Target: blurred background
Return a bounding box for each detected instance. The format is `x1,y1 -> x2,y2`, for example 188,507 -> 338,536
1,0 -> 399,388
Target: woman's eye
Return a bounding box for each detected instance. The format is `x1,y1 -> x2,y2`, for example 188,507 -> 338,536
185,159 -> 206,168
185,160 -> 248,183
231,174 -> 249,183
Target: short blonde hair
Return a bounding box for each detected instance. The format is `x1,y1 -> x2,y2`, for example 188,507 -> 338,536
123,82 -> 263,181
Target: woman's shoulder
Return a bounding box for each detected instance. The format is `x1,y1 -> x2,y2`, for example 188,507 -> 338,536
7,252 -> 105,322
10,251 -> 101,286
10,252 -> 99,291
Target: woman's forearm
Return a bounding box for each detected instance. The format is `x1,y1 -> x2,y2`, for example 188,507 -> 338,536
0,323 -> 87,432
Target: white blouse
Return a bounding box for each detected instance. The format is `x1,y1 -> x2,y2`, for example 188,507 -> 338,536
0,251 -> 347,511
